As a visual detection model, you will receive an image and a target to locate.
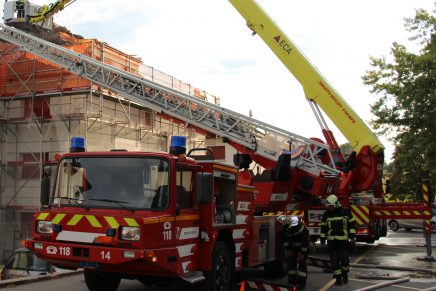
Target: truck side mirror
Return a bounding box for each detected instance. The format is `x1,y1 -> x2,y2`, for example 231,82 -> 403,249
40,178 -> 50,206
43,166 -> 51,177
40,166 -> 52,206
195,172 -> 213,204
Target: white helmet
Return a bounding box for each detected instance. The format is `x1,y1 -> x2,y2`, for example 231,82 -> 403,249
326,194 -> 340,207
276,215 -> 300,227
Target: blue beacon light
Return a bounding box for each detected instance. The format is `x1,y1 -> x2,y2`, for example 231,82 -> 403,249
70,137 -> 85,153
170,136 -> 186,155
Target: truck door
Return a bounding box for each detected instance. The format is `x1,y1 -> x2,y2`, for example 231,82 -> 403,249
174,166 -> 199,274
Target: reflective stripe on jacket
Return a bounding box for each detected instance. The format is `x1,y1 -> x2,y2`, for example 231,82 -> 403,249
320,207 -> 355,241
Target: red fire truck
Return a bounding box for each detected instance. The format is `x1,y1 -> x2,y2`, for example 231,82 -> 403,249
1,1 -> 432,290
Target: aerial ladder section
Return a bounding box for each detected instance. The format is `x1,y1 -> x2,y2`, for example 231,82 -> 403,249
0,24 -> 341,182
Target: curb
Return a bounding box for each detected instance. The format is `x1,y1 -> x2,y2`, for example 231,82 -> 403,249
0,269 -> 83,288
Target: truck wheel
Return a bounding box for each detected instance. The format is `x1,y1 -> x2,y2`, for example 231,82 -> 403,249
374,222 -> 380,240
204,241 -> 233,291
388,220 -> 400,232
84,269 -> 121,291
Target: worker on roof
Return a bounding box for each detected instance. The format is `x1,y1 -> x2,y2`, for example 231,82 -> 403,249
16,0 -> 26,18
277,215 -> 309,290
320,194 -> 356,286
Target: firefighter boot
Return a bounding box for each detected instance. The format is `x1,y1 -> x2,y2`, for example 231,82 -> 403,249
343,273 -> 348,284
335,277 -> 342,286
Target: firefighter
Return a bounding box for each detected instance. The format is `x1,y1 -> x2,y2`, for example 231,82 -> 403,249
278,215 -> 309,290
320,194 -> 356,286
16,0 -> 26,18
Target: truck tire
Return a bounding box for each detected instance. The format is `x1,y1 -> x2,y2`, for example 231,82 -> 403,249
84,269 -> 121,291
374,222 -> 380,240
204,241 -> 233,291
388,220 -> 400,232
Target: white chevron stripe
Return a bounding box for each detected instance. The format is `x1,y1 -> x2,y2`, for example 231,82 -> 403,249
235,242 -> 244,253
179,227 -> 199,240
176,244 -> 195,257
235,256 -> 242,268
181,261 -> 191,273
237,201 -> 250,211
247,281 -> 258,288
236,215 -> 248,225
232,228 -> 245,239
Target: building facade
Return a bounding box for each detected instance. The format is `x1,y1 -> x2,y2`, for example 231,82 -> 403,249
0,31 -> 220,262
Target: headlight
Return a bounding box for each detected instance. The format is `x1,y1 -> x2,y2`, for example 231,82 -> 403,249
121,227 -> 140,241
37,221 -> 53,234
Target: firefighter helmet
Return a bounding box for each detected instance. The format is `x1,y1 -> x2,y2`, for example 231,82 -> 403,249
286,216 -> 303,236
276,215 -> 292,225
289,216 -> 300,227
326,194 -> 340,207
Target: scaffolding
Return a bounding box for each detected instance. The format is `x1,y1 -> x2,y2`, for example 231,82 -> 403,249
0,34 -> 218,262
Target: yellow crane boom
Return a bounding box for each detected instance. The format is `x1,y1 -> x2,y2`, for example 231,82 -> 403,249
228,0 -> 384,155
27,0 -> 75,23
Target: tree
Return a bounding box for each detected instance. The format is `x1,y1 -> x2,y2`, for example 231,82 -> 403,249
362,9 -> 435,201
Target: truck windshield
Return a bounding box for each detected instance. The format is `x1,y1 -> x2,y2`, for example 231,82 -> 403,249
53,157 -> 170,210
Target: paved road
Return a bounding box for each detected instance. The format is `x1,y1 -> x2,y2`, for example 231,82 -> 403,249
4,230 -> 436,291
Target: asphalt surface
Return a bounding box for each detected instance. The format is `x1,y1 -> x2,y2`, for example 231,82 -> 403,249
2,230 -> 436,291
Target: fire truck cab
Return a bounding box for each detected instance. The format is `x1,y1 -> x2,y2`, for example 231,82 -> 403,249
25,137 -> 286,291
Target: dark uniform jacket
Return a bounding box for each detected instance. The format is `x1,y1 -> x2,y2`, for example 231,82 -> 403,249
320,207 -> 356,241
281,223 -> 310,254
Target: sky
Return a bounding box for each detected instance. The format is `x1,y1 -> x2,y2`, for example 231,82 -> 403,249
1,0 -> 434,162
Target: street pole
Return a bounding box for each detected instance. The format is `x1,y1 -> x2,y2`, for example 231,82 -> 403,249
418,179 -> 435,262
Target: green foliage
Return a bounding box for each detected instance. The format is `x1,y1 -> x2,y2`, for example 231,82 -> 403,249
363,9 -> 436,201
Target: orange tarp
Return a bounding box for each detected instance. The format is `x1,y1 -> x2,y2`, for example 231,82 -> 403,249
0,29 -> 219,120
0,31 -> 144,97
